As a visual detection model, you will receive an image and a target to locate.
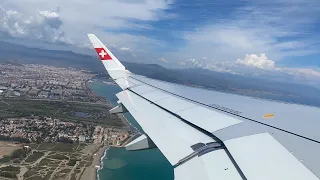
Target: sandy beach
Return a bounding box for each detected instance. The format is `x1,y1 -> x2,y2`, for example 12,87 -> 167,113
79,144 -> 109,180
117,113 -> 139,131
83,80 -> 140,180
78,115 -> 136,180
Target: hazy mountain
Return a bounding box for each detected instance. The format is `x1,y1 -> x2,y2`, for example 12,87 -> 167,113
124,62 -> 320,106
0,41 -> 104,73
1,41 -> 320,107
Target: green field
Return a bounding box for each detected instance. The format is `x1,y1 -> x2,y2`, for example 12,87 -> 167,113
0,165 -> 20,179
0,98 -> 125,127
21,143 -> 96,180
47,153 -> 69,160
0,155 -> 11,163
37,143 -> 83,152
25,151 -> 45,163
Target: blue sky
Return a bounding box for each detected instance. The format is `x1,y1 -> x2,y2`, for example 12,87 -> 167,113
121,0 -> 246,49
1,0 -> 320,86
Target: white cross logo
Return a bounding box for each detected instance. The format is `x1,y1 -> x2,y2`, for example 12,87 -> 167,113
99,49 -> 107,58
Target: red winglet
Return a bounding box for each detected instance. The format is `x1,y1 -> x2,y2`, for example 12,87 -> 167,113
95,48 -> 112,60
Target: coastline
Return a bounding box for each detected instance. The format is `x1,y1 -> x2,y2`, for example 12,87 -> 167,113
84,80 -> 113,107
117,113 -> 139,132
83,80 -> 128,180
96,146 -> 110,180
85,79 -> 141,180
85,80 -> 132,130
80,80 -> 111,180
79,144 -> 109,180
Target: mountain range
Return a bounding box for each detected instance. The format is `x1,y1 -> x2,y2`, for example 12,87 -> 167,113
1,41 -> 320,107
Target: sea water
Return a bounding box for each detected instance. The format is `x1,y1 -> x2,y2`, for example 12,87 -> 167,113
89,81 -> 173,180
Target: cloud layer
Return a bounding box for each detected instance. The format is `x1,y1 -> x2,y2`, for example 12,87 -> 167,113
0,6 -> 70,44
237,53 -> 275,69
178,53 -> 320,87
0,0 -> 173,49
179,0 -> 320,63
1,0 -> 320,87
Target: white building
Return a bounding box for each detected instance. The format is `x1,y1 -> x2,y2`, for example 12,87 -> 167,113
79,135 -> 86,142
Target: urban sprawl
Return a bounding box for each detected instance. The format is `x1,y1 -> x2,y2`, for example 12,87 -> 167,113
0,63 -> 133,146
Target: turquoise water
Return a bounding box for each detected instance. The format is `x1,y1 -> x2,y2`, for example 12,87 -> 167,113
89,81 -> 173,180
89,81 -> 142,131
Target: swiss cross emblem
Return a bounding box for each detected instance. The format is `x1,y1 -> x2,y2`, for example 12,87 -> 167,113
95,48 -> 112,60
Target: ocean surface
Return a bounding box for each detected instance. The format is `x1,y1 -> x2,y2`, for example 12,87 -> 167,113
89,81 -> 173,180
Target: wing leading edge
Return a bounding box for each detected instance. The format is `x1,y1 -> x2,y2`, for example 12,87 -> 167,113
87,34 -> 320,180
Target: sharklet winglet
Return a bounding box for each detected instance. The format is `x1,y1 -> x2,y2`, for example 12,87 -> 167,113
87,34 -> 126,71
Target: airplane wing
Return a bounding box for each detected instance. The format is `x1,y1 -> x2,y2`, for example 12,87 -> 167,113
87,34 -> 320,180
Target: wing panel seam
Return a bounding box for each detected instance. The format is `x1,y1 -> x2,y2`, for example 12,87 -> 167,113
130,77 -> 320,144
173,143 -> 224,168
127,89 -> 247,180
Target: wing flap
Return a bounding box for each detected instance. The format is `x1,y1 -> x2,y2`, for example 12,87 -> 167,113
116,90 -> 214,165
177,106 -> 243,133
129,85 -> 243,133
174,149 -> 242,180
224,133 -> 319,180
140,90 -> 171,101
130,84 -> 157,94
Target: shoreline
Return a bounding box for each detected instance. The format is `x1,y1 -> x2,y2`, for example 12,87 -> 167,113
86,80 -> 132,130
86,79 -> 140,180
117,113 -> 139,132
79,144 -> 109,180
84,80 -> 113,107
96,146 -> 109,180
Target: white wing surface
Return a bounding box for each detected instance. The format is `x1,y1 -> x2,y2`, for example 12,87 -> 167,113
88,34 -> 320,180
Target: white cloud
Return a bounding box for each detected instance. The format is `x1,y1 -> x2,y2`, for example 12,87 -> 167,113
0,6 -> 70,44
37,10 -> 62,29
2,0 -> 319,63
120,47 -> 132,51
236,53 -> 275,69
283,68 -> 320,77
178,58 -> 241,74
118,46 -> 139,57
168,0 -> 320,87
235,53 -> 320,79
0,0 -> 173,49
178,0 -> 320,63
177,53 -> 320,87
158,57 -> 168,63
1,0 -> 320,87
281,67 -> 320,88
